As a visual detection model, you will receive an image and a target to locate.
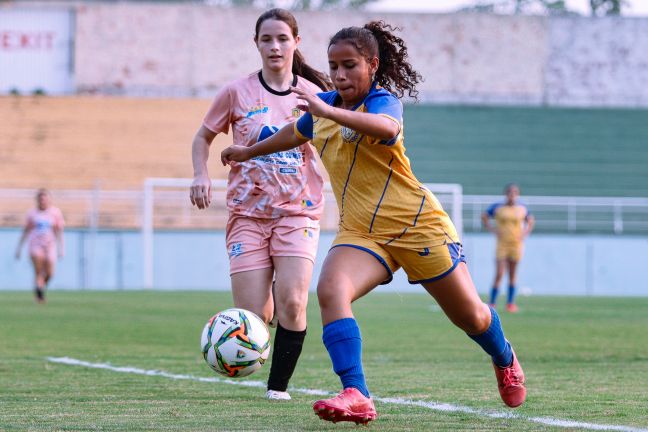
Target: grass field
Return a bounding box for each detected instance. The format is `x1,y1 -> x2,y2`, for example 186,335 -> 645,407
1,291 -> 647,431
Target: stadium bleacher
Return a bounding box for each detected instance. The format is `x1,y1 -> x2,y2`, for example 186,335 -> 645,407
2,96 -> 647,230
404,104 -> 648,197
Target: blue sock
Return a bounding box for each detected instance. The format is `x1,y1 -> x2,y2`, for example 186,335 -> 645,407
507,285 -> 516,305
322,318 -> 369,397
468,306 -> 513,368
489,286 -> 499,305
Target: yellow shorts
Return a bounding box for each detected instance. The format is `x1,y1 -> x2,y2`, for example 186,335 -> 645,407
332,231 -> 466,285
496,242 -> 524,261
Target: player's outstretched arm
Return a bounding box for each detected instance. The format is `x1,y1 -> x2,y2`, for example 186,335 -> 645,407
220,123 -> 306,165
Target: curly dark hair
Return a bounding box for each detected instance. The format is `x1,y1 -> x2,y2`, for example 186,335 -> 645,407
328,21 -> 422,100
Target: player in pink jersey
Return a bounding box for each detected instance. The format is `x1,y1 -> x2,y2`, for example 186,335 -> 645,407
189,8 -> 331,400
15,189 -> 65,303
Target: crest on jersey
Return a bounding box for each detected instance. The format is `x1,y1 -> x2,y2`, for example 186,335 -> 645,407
341,126 -> 361,143
292,108 -> 301,118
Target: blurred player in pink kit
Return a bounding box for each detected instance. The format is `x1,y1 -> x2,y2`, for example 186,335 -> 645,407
15,189 -> 65,303
189,9 -> 331,400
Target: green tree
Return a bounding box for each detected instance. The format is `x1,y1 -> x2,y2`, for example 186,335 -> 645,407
205,0 -> 377,9
460,0 -> 626,16
590,0 -> 626,16
459,0 -> 576,16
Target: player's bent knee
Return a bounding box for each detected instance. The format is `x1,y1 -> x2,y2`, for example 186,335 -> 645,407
278,296 -> 306,323
316,282 -> 341,310
458,306 -> 491,335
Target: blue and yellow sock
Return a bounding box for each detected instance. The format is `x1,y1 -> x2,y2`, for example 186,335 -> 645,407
468,306 -> 513,368
322,318 -> 370,397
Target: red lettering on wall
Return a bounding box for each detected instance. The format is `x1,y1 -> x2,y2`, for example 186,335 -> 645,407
0,31 -> 56,50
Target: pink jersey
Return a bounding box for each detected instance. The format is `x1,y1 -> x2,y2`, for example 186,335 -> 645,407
203,71 -> 324,220
26,206 -> 64,246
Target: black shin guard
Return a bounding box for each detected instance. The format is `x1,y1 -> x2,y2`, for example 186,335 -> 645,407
267,324 -> 307,392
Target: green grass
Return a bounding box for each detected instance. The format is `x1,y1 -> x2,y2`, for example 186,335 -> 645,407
1,291 -> 647,431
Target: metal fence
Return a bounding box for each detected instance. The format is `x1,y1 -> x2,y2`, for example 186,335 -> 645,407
2,188 -> 648,235
464,195 -> 648,235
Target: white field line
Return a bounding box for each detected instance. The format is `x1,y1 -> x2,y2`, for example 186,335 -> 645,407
47,356 -> 647,432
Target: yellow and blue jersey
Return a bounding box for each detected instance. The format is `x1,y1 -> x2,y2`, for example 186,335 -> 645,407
294,83 -> 459,249
486,203 -> 530,244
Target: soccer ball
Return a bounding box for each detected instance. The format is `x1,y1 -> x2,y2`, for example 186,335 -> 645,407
200,308 -> 271,378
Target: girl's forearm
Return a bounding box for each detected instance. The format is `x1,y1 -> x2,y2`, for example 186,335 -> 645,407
192,136 -> 211,177
326,108 -> 399,141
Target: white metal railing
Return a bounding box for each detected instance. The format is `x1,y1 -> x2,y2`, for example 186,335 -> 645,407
464,195 -> 648,234
140,178 -> 463,288
3,188 -> 648,236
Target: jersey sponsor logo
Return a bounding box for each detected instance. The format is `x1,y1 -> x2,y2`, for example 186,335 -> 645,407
279,167 -> 297,174
252,150 -> 303,166
341,126 -> 361,143
229,243 -> 244,258
418,247 -> 430,256
35,220 -> 52,231
232,198 -> 243,204
246,104 -> 269,118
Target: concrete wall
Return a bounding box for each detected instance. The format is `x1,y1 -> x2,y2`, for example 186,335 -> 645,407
2,229 -> 647,296
3,3 -> 648,106
71,4 -> 648,107
72,5 -> 550,104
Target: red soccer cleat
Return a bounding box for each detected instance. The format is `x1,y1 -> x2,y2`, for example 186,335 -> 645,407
493,350 -> 526,408
313,388 -> 377,425
506,303 -> 519,313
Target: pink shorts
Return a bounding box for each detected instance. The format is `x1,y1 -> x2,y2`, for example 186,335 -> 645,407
226,214 -> 320,275
29,239 -> 57,262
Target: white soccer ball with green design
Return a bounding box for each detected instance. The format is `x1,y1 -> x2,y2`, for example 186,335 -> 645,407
201,308 -> 271,378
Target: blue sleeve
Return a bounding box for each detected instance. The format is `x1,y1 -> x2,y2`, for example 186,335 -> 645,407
365,92 -> 403,121
295,112 -> 313,140
486,203 -> 499,218
365,91 -> 403,145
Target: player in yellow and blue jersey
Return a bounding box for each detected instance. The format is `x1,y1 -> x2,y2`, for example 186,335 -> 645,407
482,184 -> 535,313
221,21 -> 526,424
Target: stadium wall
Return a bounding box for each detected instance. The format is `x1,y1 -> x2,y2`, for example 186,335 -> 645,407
3,3 -> 648,107
2,229 -> 647,296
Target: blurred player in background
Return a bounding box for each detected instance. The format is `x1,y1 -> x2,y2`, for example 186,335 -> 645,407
482,183 -> 535,312
222,21 -> 526,424
189,8 -> 331,401
15,188 -> 65,303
